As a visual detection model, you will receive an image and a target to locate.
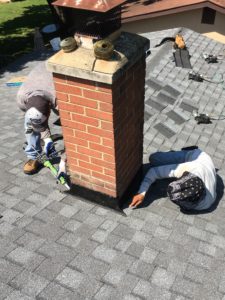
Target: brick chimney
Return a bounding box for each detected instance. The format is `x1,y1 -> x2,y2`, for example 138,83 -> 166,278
47,1 -> 149,211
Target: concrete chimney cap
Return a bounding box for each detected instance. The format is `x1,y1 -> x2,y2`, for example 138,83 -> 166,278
52,0 -> 127,12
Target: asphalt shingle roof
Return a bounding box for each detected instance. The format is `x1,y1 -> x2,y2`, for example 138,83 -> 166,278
0,28 -> 225,299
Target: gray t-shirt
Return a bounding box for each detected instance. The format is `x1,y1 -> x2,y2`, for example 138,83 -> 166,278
17,62 -> 56,139
17,62 -> 56,111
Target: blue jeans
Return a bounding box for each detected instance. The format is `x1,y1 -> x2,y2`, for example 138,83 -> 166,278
150,150 -> 187,167
24,114 -> 42,160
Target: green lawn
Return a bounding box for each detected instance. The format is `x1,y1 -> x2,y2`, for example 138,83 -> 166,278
0,0 -> 53,68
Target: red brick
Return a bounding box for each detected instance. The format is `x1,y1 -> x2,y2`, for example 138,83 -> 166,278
104,168 -> 116,177
66,149 -> 77,159
59,110 -> 71,120
87,127 -> 113,139
91,157 -> 115,170
103,154 -> 115,163
92,171 -> 114,183
70,176 -> 92,189
61,119 -> 86,132
67,156 -> 78,166
56,91 -> 68,102
77,146 -> 102,159
58,102 -> 84,114
99,102 -> 113,113
74,152 -> 90,163
79,161 -> 103,173
67,76 -> 96,90
86,108 -> 112,122
64,142 -> 76,151
102,138 -> 114,148
96,82 -> 112,93
71,114 -> 99,127
90,143 -> 115,156
69,165 -> 91,176
70,95 -> 98,109
61,119 -> 86,131
53,73 -> 66,83
54,82 -> 82,96
83,89 -> 112,103
81,175 -> 105,188
104,182 -> 116,190
64,136 -> 88,147
62,127 -> 74,137
100,121 -> 114,131
75,130 -> 101,144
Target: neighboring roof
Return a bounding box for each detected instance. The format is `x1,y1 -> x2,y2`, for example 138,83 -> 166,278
122,0 -> 225,23
142,27 -> 225,165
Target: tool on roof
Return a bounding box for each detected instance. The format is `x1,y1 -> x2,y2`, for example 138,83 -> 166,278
174,34 -> 186,50
193,110 -> 225,124
31,145 -> 70,190
202,53 -> 218,63
202,52 -> 225,63
155,34 -> 186,49
188,71 -> 204,82
155,33 -> 191,69
188,71 -> 224,84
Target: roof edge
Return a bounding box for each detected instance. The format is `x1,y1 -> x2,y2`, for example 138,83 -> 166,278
122,1 -> 225,24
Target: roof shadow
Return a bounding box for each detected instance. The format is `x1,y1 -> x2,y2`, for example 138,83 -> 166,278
0,50 -> 54,78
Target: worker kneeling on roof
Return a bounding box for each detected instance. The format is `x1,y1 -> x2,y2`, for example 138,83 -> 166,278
130,148 -> 217,212
17,62 -> 64,175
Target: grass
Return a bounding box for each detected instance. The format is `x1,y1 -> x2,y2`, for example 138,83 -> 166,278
0,0 -> 53,68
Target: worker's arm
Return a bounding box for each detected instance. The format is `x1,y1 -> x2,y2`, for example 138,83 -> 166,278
57,153 -> 67,179
130,164 -> 178,208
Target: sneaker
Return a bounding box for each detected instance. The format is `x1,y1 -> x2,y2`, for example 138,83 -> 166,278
23,159 -> 40,175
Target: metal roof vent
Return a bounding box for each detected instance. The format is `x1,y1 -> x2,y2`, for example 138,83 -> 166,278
52,0 -> 126,41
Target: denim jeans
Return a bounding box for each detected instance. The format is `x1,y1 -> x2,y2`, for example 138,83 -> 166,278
24,114 -> 42,160
149,150 -> 187,167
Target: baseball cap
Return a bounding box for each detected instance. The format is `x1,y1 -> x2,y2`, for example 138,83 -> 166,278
167,172 -> 205,209
25,96 -> 50,132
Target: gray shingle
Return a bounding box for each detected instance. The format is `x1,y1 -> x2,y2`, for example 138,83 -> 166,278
166,110 -> 187,124
145,77 -> 164,91
154,122 -> 176,138
157,91 -> 176,105
163,84 -> 182,97
179,99 -> 198,112
146,98 -> 166,111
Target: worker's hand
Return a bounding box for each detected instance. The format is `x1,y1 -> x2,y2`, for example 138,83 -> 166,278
129,193 -> 145,208
57,158 -> 67,179
44,138 -> 57,158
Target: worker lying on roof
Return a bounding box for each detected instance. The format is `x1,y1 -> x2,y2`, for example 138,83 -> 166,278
130,148 -> 217,212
